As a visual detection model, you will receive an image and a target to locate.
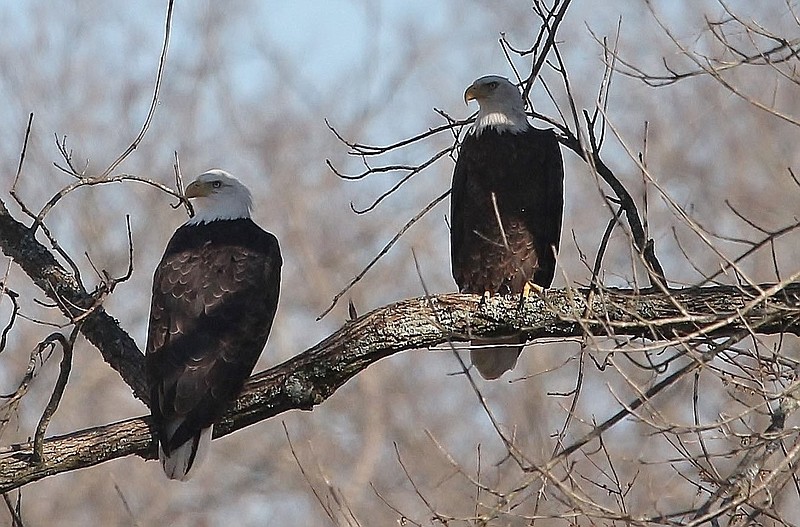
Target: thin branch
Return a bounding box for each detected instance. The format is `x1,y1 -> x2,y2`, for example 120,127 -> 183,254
28,0 -> 175,230
349,147 -> 454,214
0,287 -> 19,355
520,0 -> 574,102
99,0 -> 174,178
2,283 -> 800,491
317,189 -> 450,320
12,113 -> 34,189
0,197 -> 147,401
325,118 -> 469,158
171,151 -> 193,215
1,493 -> 23,527
557,128 -> 667,287
32,328 -> 79,463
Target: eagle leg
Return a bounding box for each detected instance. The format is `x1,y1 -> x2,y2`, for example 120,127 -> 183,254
518,281 -> 546,309
479,290 -> 492,307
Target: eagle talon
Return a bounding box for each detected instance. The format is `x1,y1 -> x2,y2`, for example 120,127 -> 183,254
478,290 -> 492,307
526,281 -> 546,297
517,281 -> 545,309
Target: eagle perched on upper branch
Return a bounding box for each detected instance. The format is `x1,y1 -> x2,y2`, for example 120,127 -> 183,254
450,75 -> 564,379
146,169 -> 282,480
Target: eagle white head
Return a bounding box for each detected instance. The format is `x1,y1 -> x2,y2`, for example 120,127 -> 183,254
464,75 -> 529,135
184,169 -> 253,225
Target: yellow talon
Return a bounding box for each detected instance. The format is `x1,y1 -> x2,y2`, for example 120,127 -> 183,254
523,281 -> 545,297
519,282 -> 546,309
523,282 -> 532,298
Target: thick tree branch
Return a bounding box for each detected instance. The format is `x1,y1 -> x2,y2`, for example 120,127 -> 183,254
0,198 -> 147,401
2,283 -> 799,492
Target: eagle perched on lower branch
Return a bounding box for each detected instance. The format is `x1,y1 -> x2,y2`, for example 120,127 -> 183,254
146,169 -> 282,480
450,75 -> 564,379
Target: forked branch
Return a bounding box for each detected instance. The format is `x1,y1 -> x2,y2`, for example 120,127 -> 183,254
1,282 -> 799,492
0,198 -> 147,401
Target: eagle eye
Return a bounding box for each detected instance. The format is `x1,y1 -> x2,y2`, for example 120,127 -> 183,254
487,81 -> 498,89
211,181 -> 222,189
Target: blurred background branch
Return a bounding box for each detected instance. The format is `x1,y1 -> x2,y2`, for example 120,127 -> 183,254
1,0 -> 800,524
2,281 -> 799,494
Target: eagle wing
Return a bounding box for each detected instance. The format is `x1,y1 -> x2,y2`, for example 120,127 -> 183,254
450,127 -> 563,294
523,127 -> 564,287
146,229 -> 281,452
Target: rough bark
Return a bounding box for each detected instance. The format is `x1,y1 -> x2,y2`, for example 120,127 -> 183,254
1,283 -> 799,492
2,194 -> 800,491
0,199 -> 148,401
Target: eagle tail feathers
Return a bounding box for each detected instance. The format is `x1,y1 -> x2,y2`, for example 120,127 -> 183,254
159,422 -> 213,481
469,335 -> 526,380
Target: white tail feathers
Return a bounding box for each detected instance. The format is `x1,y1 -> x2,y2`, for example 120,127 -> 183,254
159,423 -> 213,481
469,336 -> 525,379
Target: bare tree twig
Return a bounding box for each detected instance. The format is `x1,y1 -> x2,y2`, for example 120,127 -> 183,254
27,0 -> 176,230
32,328 -> 79,463
317,189 -> 450,320
2,282 -> 800,492
0,197 -> 147,401
325,118 -> 469,159
350,147 -> 454,215
555,126 -> 667,287
99,0 -> 174,178
12,113 -> 34,188
0,286 -> 19,356
1,493 -> 22,527
516,0 -> 574,102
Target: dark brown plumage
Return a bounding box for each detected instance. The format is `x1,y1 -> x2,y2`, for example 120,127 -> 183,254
146,170 -> 281,480
450,76 -> 564,379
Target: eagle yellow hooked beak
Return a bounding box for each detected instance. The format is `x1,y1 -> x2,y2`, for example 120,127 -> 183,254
464,84 -> 487,104
464,83 -> 479,105
184,180 -> 212,198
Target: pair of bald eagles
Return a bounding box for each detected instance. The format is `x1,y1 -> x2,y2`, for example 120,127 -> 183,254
148,76 -> 564,480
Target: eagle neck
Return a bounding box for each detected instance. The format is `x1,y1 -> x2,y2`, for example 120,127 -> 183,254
185,205 -> 251,226
185,183 -> 253,226
472,112 -> 529,136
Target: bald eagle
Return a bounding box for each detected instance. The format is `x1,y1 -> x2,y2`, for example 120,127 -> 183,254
450,75 -> 564,379
146,169 -> 282,480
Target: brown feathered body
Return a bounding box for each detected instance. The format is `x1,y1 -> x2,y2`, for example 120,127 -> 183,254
450,126 -> 563,378
146,218 -> 281,479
